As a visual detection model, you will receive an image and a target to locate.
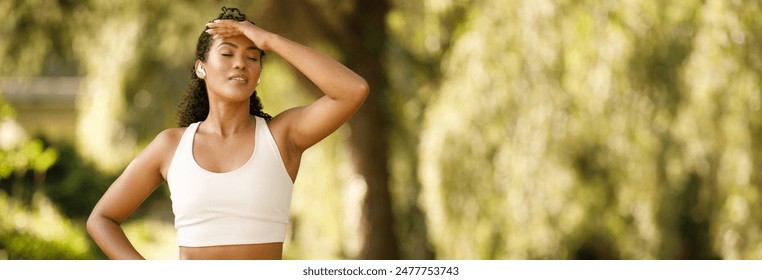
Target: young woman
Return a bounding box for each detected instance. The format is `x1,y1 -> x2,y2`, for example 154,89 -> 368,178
87,7 -> 368,260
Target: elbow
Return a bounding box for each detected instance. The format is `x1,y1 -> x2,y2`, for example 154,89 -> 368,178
354,78 -> 370,103
86,209 -> 113,238
332,77 -> 369,106
86,211 -> 99,237
358,78 -> 370,96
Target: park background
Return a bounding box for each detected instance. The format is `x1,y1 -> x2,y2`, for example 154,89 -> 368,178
2,0 -> 762,259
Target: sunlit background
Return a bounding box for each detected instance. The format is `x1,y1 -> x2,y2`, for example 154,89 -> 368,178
2,0 -> 762,260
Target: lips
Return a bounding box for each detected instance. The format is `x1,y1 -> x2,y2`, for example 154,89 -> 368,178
228,73 -> 249,83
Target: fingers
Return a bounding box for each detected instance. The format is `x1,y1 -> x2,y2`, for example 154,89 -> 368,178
205,20 -> 260,41
206,28 -> 241,39
206,20 -> 243,39
205,19 -> 237,29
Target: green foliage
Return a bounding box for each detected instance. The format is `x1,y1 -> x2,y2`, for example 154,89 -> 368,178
0,139 -> 58,180
41,141 -> 117,219
393,0 -> 762,259
0,191 -> 94,260
0,94 -> 101,259
0,0 -> 71,76
0,96 -> 59,180
0,96 -> 15,118
5,0 -> 762,260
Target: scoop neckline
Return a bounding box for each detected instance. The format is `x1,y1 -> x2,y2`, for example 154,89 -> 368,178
189,120 -> 257,175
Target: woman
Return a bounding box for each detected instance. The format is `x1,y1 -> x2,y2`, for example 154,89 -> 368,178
86,7 -> 368,260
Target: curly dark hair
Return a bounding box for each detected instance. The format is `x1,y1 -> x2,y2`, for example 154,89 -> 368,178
177,7 -> 272,127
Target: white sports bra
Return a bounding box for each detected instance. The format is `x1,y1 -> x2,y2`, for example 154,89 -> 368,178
166,117 -> 293,247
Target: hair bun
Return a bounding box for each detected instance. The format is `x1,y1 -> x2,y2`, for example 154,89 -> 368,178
219,6 -> 248,22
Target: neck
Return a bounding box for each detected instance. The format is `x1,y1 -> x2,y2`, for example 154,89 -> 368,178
202,98 -> 253,137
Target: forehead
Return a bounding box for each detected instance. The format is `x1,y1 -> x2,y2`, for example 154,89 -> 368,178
214,35 -> 258,50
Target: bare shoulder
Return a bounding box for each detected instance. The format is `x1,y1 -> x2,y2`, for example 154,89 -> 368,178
154,127 -> 186,146
141,127 -> 188,178
146,127 -> 185,154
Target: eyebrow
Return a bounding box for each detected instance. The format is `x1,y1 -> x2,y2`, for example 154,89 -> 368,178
217,41 -> 261,51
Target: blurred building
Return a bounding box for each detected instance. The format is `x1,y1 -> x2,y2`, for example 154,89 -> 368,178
0,77 -> 80,142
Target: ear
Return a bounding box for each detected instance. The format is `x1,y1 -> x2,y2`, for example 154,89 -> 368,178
194,60 -> 206,79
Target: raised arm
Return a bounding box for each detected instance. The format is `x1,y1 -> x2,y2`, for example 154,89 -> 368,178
206,20 -> 369,151
86,129 -> 180,259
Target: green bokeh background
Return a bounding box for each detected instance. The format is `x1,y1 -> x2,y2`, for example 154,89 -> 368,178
2,0 -> 762,259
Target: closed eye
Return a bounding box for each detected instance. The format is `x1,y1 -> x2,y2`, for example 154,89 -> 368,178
248,57 -> 258,61
221,53 -> 233,57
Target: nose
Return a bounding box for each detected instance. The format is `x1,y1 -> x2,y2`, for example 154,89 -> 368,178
233,55 -> 246,70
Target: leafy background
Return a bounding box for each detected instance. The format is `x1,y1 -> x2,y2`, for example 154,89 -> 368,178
1,0 -> 761,259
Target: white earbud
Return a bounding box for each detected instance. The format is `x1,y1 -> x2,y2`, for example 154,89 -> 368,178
197,66 -> 206,77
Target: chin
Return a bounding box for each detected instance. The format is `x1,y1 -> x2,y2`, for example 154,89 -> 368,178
208,83 -> 257,100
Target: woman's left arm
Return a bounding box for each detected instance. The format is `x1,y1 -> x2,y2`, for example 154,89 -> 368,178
207,20 -> 369,151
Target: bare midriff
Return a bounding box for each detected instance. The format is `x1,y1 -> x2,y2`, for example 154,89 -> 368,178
179,243 -> 283,260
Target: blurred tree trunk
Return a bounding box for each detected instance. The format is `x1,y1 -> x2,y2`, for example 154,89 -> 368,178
264,0 -> 400,259
344,0 -> 400,261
